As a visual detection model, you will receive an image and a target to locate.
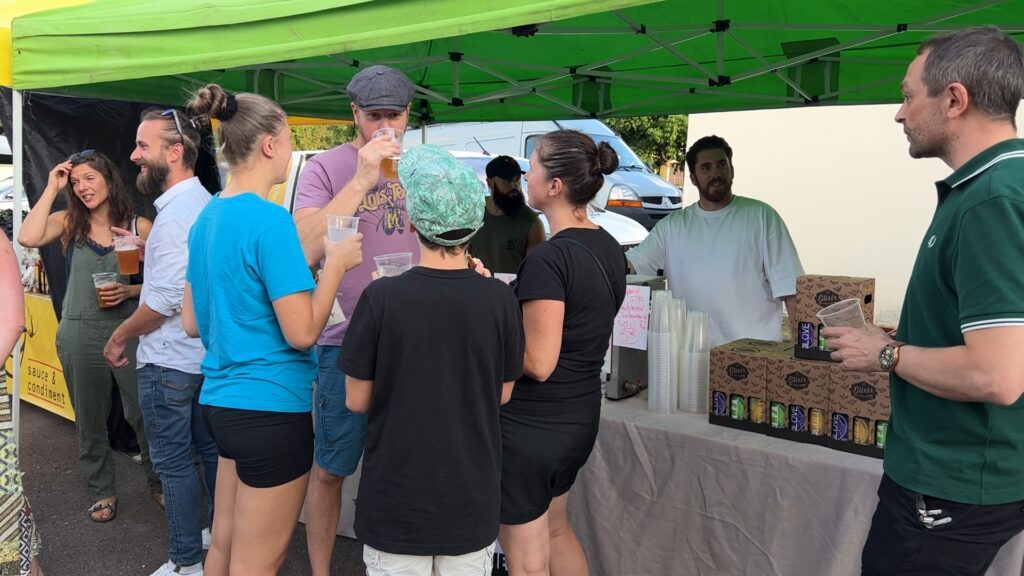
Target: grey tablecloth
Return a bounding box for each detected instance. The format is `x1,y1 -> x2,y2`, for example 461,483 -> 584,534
568,397 -> 1024,576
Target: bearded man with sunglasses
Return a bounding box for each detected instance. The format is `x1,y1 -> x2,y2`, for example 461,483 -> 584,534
104,108 -> 218,576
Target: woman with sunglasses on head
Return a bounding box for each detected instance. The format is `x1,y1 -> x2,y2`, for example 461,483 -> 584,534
18,150 -> 161,523
180,84 -> 362,576
498,130 -> 626,576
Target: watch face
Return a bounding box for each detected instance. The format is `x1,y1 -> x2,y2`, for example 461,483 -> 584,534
880,346 -> 895,369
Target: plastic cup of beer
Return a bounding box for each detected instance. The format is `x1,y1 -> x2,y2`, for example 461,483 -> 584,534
373,252 -> 413,277
372,127 -> 403,180
326,215 -> 360,242
816,298 -> 866,329
92,272 -> 120,308
113,235 -> 140,275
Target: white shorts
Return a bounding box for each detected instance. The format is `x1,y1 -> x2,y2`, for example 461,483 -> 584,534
363,543 -> 495,576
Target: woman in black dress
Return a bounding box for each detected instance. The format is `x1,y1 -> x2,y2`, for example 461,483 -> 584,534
499,130 -> 627,575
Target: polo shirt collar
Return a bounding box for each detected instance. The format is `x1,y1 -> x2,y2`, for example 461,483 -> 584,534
941,138 -> 1024,191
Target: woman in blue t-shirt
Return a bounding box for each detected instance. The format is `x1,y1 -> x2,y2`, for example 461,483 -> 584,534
181,83 -> 363,576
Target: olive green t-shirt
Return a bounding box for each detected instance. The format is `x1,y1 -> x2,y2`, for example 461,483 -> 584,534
468,208 -> 540,275
887,138 -> 1024,505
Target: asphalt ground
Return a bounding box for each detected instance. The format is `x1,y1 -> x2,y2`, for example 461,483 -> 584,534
19,402 -> 366,575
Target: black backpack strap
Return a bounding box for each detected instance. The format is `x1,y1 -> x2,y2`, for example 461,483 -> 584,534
555,236 -> 618,317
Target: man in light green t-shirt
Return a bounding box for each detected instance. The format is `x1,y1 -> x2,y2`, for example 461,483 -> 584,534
826,26 -> 1024,575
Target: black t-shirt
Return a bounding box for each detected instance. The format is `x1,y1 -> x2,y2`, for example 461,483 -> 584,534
512,227 -> 627,401
338,267 -> 524,556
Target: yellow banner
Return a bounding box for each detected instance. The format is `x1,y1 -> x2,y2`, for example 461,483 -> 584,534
4,294 -> 74,421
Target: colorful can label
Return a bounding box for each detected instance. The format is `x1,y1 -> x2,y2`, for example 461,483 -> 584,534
770,402 -> 786,429
789,404 -> 807,432
748,397 -> 766,424
809,408 -> 827,436
875,420 -> 889,449
853,417 -> 872,445
797,321 -> 815,349
831,412 -> 850,441
729,394 -> 746,420
817,323 -> 828,351
711,391 -> 728,417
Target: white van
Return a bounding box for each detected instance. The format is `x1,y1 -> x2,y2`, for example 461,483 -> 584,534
404,119 -> 681,230
265,150 -> 648,249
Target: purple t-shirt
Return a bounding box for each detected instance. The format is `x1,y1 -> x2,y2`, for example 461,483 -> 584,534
294,143 -> 419,346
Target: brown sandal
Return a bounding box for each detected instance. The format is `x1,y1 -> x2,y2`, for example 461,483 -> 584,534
87,500 -> 117,523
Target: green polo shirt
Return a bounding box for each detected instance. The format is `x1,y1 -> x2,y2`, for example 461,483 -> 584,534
886,138 -> 1024,505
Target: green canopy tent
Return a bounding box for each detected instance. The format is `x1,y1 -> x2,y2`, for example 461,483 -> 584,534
9,0 -> 1024,124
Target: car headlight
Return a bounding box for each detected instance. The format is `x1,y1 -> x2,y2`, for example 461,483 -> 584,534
607,184 -> 642,208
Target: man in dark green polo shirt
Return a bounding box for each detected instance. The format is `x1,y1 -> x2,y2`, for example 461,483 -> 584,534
468,155 -> 545,274
825,26 -> 1024,575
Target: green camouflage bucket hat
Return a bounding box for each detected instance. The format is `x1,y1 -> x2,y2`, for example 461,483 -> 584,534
399,145 -> 486,246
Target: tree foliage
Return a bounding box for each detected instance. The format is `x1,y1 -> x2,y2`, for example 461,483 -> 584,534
290,124 -> 357,151
605,115 -> 688,169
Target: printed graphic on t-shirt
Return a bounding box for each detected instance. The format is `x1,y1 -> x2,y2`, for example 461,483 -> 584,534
358,181 -> 408,236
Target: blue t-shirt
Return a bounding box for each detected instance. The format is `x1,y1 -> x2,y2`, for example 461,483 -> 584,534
187,192 -> 317,412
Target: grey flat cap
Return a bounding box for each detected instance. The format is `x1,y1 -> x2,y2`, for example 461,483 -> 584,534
346,65 -> 415,111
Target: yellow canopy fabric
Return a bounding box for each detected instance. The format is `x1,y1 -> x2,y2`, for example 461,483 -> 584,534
0,0 -> 92,87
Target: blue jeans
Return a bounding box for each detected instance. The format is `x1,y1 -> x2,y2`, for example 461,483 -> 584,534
313,346 -> 367,477
137,365 -> 219,566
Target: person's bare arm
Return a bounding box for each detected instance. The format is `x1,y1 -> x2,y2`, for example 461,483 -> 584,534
181,282 -> 199,338
525,218 -> 546,255
501,381 -> 516,404
345,376 -> 373,413
18,163 -> 72,248
522,299 -> 564,381
0,232 -> 24,359
293,136 -> 400,265
825,325 -> 1024,406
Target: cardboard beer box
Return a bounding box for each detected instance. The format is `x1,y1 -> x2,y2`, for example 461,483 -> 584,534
793,275 -> 876,362
709,339 -> 793,434
766,357 -> 830,446
827,367 -> 891,459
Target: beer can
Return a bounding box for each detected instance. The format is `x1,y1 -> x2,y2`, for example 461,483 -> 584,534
748,397 -> 766,424
711,391 -> 728,417
853,417 -> 872,445
789,404 -> 807,432
797,321 -> 815,349
770,402 -> 786,429
817,323 -> 828,351
831,412 -> 850,441
809,408 -> 827,436
875,420 -> 889,449
729,394 -> 746,420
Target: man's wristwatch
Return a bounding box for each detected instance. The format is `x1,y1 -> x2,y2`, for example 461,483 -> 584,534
879,341 -> 906,372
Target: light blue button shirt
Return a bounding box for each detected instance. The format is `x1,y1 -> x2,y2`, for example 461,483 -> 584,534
137,177 -> 211,374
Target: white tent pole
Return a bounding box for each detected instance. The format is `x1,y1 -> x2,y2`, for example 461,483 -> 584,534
11,89 -> 23,450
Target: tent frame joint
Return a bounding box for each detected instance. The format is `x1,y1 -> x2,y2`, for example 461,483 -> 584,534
713,19 -> 731,33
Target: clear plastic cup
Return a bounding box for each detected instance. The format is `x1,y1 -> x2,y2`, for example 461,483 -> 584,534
372,127 -> 404,179
816,298 -> 866,329
326,215 -> 360,242
113,235 -> 140,275
92,272 -> 120,308
374,252 -> 413,277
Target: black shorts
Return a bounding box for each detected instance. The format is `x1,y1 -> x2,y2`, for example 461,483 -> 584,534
499,393 -> 601,525
202,405 -> 313,488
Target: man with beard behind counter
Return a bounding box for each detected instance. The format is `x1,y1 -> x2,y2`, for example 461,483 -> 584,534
468,155 -> 546,274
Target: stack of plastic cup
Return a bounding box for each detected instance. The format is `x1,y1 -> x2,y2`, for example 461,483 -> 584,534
680,310 -> 710,413
668,298 -> 686,413
647,290 -> 674,414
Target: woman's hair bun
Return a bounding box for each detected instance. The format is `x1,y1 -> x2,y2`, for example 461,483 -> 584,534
190,84 -> 238,122
596,141 -> 619,176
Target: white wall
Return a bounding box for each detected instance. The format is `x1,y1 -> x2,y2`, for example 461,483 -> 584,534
687,104 -> 1024,326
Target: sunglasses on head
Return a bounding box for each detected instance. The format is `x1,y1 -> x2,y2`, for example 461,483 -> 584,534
67,149 -> 95,162
161,108 -> 185,141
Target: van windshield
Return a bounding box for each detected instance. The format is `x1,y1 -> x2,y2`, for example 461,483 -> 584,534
586,134 -> 648,171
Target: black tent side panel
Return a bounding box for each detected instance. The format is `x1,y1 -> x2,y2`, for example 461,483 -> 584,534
0,88 -> 220,320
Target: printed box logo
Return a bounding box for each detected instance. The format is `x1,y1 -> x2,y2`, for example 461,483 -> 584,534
785,372 -> 810,390
727,363 -> 749,381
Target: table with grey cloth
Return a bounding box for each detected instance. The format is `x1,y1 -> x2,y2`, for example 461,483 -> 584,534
567,397 -> 1024,576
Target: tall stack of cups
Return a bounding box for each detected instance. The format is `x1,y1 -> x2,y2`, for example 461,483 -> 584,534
680,310 -> 710,413
647,290 -> 674,414
669,298 -> 686,413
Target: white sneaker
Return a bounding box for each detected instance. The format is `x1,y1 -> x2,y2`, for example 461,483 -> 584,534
149,560 -> 204,576
201,528 -> 211,550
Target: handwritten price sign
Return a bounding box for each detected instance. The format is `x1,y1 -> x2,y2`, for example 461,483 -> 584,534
613,285 -> 650,350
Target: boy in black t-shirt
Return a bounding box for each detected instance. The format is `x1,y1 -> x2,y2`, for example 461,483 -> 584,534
339,144 -> 524,574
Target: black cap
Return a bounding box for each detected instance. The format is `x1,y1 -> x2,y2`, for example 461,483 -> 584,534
485,155 -> 525,180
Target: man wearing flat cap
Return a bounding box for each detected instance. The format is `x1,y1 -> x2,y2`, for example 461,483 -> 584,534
292,64 -> 421,576
468,155 -> 545,274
